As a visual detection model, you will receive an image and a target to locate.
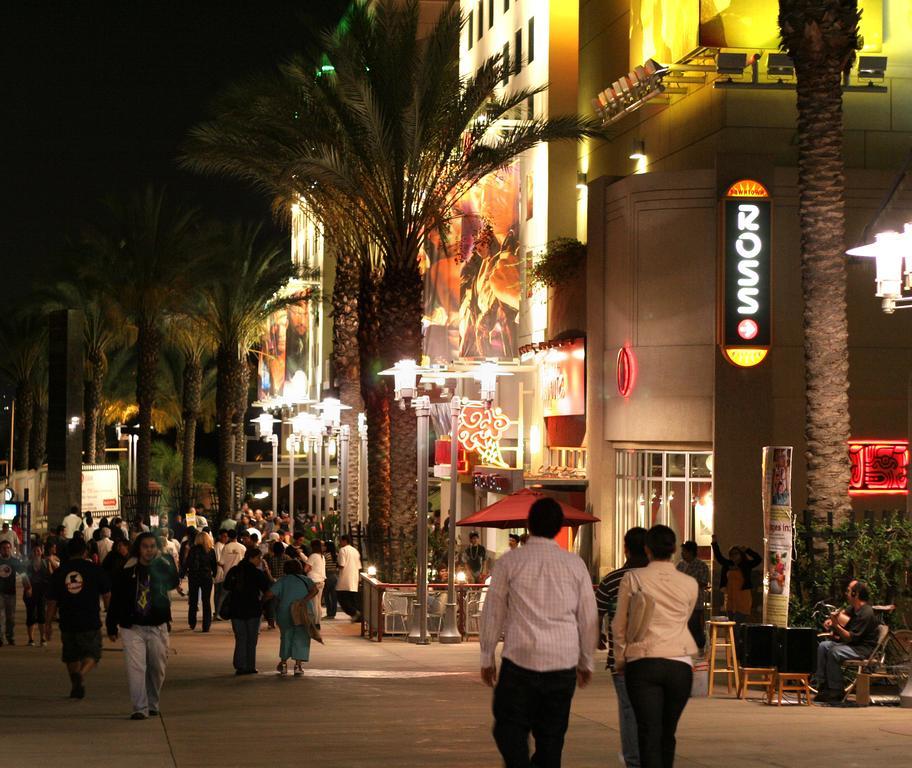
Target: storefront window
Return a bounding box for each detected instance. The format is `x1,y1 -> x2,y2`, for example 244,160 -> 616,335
614,449 -> 713,567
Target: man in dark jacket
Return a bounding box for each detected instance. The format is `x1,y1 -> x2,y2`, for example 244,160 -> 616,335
106,533 -> 179,719
224,546 -> 271,675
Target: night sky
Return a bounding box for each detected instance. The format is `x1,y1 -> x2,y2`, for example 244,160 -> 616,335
5,1 -> 349,292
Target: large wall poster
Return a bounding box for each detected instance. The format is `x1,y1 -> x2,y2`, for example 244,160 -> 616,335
257,291 -> 316,401
422,163 -> 522,363
761,446 -> 794,627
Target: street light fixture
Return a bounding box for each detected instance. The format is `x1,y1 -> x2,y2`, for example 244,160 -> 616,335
847,226 -> 912,313
251,412 -> 279,516
313,397 -> 353,525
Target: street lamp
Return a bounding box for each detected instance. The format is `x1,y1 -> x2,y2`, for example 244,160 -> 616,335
847,225 -> 912,313
251,412 -> 278,516
314,397 -> 352,525
380,358 -> 435,644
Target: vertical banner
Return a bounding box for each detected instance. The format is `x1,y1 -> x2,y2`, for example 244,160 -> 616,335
761,446 -> 793,626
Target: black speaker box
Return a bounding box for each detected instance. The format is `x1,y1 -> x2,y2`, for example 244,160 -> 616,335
777,626 -> 817,673
740,623 -> 777,667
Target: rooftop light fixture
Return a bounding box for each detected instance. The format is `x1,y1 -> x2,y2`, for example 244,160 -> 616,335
858,56 -> 887,81
766,53 -> 794,79
629,140 -> 646,161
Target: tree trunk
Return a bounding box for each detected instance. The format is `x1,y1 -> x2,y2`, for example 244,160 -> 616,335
359,265 -> 391,572
136,319 -> 161,522
29,399 -> 47,470
379,260 -> 424,579
181,354 -> 203,511
332,244 -> 364,524
794,54 -> 852,525
96,411 -> 107,461
85,352 -> 105,464
15,384 -> 34,472
216,345 -> 247,522
234,357 -> 250,512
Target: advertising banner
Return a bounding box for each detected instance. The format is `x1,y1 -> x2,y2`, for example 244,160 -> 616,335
761,446 -> 793,626
81,464 -> 120,514
257,292 -> 316,401
541,340 -> 586,417
422,163 -> 521,363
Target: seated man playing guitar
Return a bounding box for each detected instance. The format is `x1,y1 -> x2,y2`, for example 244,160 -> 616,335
814,581 -> 882,703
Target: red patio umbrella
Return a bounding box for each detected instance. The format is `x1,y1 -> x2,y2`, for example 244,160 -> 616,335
456,488 -> 600,529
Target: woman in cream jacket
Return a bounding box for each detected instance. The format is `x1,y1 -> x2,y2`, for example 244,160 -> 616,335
612,525 -> 697,768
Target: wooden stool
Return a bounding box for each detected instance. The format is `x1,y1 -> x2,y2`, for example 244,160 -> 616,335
708,620 -> 740,695
776,672 -> 812,706
738,667 -> 776,703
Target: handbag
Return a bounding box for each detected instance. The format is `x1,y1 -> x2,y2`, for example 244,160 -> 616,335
626,570 -> 655,644
291,576 -> 324,644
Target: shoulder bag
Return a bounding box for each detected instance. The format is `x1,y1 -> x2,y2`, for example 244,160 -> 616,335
626,570 -> 655,644
290,575 -> 324,644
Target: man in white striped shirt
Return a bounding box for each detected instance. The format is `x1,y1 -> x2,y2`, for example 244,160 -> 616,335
480,498 -> 598,768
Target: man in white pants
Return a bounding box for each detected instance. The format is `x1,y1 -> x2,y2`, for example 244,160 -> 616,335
336,535 -> 362,622
106,533 -> 179,720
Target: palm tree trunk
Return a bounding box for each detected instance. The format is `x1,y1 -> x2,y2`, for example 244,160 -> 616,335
96,414 -> 106,461
29,398 -> 47,470
216,345 -> 247,522
181,355 -> 203,511
378,260 -> 424,579
359,266 -> 391,571
795,55 -> 852,525
233,356 -> 250,511
332,245 -> 364,524
15,384 -> 34,472
85,353 -> 104,464
136,319 -> 161,521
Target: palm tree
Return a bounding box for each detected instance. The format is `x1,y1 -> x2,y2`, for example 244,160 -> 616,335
195,222 -> 295,519
80,186 -> 201,519
38,280 -> 126,463
779,1 -> 860,524
183,0 -> 604,571
0,313 -> 46,471
158,338 -> 216,509
29,359 -> 48,470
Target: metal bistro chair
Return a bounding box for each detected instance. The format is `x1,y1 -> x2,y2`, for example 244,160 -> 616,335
842,623 -> 909,706
464,588 -> 484,638
382,590 -> 411,637
427,591 -> 447,636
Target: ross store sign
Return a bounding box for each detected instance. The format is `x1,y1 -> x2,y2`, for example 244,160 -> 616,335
849,440 -> 909,495
721,179 -> 771,367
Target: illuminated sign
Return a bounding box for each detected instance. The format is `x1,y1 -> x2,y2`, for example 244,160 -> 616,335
721,179 -> 771,367
849,440 -> 909,495
540,340 -> 586,417
458,402 -> 511,468
616,346 -> 637,398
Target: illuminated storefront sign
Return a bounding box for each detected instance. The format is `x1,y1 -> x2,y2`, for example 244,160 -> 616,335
849,440 -> 909,495
616,345 -> 637,398
720,179 -> 771,367
457,401 -> 511,468
540,339 -> 585,416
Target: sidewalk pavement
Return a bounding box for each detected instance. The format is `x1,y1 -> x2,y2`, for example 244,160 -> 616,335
1,591 -> 911,767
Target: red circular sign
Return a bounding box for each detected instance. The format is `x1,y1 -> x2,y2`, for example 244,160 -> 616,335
617,347 -> 636,398
737,318 -> 759,340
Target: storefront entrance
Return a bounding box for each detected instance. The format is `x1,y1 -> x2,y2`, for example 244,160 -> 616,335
615,449 -> 713,566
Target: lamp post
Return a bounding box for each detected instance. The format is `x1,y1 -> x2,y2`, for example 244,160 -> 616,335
251,412 -> 278,514
314,397 -> 352,528
438,394 -> 465,644
380,359 -> 432,645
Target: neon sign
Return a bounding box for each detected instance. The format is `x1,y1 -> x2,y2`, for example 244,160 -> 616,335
616,346 -> 637,398
721,179 -> 771,367
848,440 -> 909,495
458,402 -> 511,468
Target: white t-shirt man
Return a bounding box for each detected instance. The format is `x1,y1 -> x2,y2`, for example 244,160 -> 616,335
61,511 -> 84,540
337,544 -> 362,592
218,540 -> 246,583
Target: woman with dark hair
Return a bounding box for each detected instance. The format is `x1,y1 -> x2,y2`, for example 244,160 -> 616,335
613,525 -> 698,768
24,544 -> 51,646
322,539 -> 339,620
264,558 -> 317,676
306,540 -> 326,629
106,532 -> 179,719
711,534 -> 761,623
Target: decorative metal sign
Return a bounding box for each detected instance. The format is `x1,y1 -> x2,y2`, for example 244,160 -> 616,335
458,402 -> 511,468
848,440 -> 909,495
721,179 -> 772,367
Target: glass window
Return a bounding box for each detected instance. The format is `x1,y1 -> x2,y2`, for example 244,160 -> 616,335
502,42 -> 510,85
614,449 -> 714,568
514,29 -> 522,75
488,0 -> 494,28
468,11 -> 473,49
528,17 -> 535,63
477,2 -> 483,39
504,0 -> 510,12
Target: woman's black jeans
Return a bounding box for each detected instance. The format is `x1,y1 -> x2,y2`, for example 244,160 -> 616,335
188,577 -> 213,631
625,658 -> 692,768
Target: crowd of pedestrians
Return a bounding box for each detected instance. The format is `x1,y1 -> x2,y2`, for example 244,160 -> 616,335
1,502 -> 363,720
